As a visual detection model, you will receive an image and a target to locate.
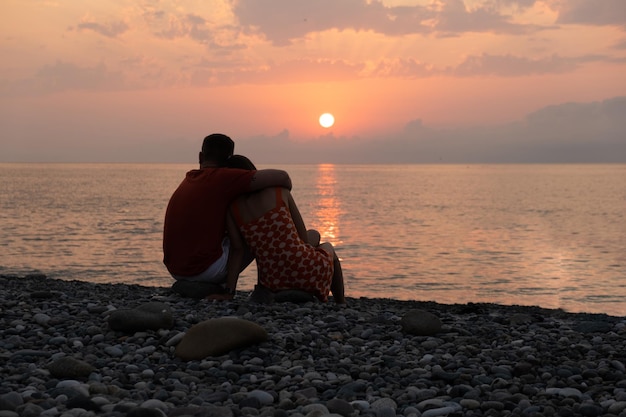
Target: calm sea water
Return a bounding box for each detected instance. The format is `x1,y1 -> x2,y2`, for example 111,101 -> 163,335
1,163 -> 624,316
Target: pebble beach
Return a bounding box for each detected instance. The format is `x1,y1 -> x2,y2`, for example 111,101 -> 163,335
1,274 -> 626,417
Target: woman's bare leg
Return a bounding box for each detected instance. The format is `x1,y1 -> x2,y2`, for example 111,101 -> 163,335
320,242 -> 346,304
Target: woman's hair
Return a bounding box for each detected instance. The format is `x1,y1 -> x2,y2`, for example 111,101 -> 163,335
226,154 -> 256,170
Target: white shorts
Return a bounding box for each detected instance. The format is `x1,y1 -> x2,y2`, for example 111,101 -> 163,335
172,238 -> 230,284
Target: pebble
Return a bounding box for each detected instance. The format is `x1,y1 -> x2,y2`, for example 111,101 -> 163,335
248,390 -> 274,405
326,398 -> 353,416
107,302 -> 174,332
400,309 -> 442,335
546,387 -> 583,399
422,406 -> 458,417
1,274 -> 625,417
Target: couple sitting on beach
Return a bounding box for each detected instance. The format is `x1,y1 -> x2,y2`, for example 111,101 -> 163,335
163,134 -> 346,304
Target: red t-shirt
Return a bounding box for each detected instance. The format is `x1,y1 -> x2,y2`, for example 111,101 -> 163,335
163,167 -> 256,276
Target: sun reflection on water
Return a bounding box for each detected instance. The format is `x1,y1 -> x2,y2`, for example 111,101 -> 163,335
311,164 -> 342,246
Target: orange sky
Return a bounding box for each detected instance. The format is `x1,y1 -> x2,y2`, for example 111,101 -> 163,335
1,0 -> 625,162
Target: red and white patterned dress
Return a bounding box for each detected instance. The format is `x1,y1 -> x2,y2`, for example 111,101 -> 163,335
233,189 -> 334,301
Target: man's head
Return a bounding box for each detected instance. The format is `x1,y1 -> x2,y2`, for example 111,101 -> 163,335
199,133 -> 235,167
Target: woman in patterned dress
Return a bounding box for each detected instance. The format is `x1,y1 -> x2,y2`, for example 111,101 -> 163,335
218,155 -> 346,303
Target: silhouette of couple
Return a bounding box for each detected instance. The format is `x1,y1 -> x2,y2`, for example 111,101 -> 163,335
163,134 -> 346,304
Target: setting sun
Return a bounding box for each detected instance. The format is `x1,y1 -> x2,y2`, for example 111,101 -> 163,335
319,113 -> 335,128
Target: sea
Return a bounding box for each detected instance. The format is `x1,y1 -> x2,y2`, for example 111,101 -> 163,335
1,163 -> 625,316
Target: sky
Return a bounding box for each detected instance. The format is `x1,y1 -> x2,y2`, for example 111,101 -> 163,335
1,0 -> 625,163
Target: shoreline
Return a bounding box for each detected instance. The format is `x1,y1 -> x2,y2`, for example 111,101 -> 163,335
7,271 -> 625,318
2,274 -> 626,416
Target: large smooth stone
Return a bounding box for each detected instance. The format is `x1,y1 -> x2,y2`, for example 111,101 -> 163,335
174,317 -> 268,360
400,309 -> 442,336
48,356 -> 96,379
108,302 -> 174,332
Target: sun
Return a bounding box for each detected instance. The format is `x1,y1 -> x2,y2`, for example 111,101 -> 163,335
319,113 -> 335,128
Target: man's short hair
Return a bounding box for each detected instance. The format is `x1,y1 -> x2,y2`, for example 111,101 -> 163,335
202,134 -> 235,164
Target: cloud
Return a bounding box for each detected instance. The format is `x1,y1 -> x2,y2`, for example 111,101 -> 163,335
2,1 -> 624,96
363,53 -> 611,78
151,12 -> 247,53
187,52 -> 599,86
451,53 -> 581,76
233,0 -> 548,45
155,13 -> 211,41
496,0 -> 539,9
220,59 -> 363,85
233,0 -> 399,46
524,96 -> 626,137
75,20 -> 129,38
433,0 -> 540,35
366,58 -> 435,78
1,47 -> 612,97
555,0 -> 626,27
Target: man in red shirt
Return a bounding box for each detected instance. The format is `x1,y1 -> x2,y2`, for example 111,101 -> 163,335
163,133 -> 291,297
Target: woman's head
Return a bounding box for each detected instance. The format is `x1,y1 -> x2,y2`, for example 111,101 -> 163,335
226,154 -> 256,170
